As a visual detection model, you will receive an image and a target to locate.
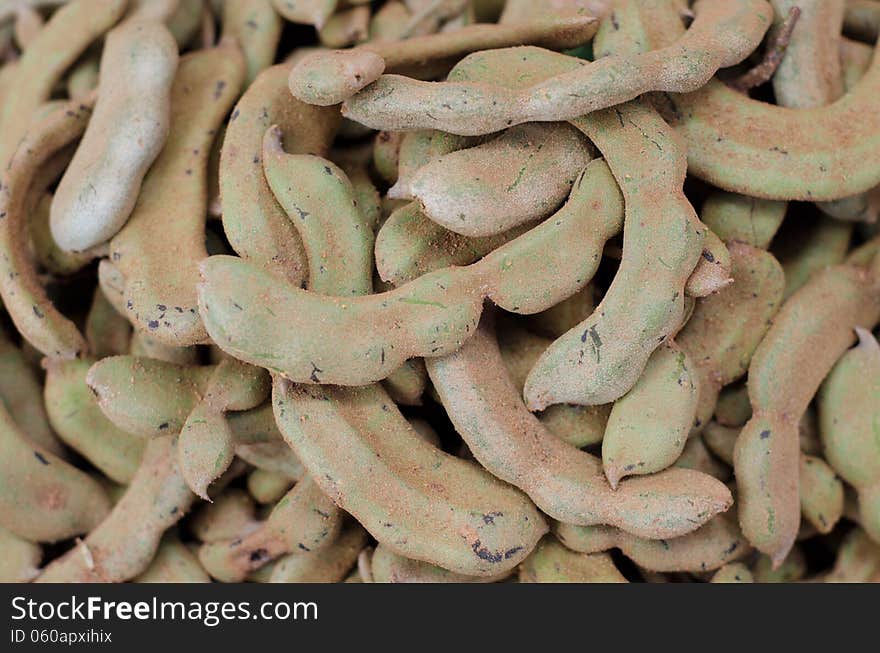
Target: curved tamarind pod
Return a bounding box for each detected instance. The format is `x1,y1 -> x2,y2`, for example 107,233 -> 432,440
371,544 -> 509,583
340,0 -> 771,134
734,261 -> 880,565
798,454 -> 844,535
819,327 -> 880,542
776,215 -> 852,299
247,469 -> 295,504
319,5 -> 370,48
271,0 -> 336,28
134,534 -> 210,583
429,316 -> 733,538
0,0 -> 125,167
601,339 -> 698,487
290,15 -> 599,106
822,528 -> 880,582
44,357 -> 145,484
189,488 -> 257,543
752,546 -> 807,582
269,523 -> 367,583
0,525 -> 41,583
50,19 -> 178,253
0,98 -> 93,358
220,63 -> 340,286
198,477 -> 343,582
711,562 -> 754,583
221,0 -> 281,84
110,42 -> 245,347
36,436 -> 194,582
675,436 -> 730,481
382,358 -> 427,406
410,122 -> 591,237
0,401 -> 110,542
84,286 -> 131,358
520,537 -> 627,583
677,242 -> 785,433
262,126 -> 374,296
555,511 -> 749,573
715,383 -> 752,427
390,130 -> 476,200
273,379 -> 547,576
844,0 -> 880,42
700,191 -> 787,250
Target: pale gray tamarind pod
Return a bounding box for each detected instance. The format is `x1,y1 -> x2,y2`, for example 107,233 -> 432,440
752,546 -> 807,582
269,523 -> 368,583
273,379 -> 548,576
220,62 -> 341,287
843,0 -> 880,42
700,191 -> 787,250
247,469 -> 295,504
0,401 -> 110,542
821,528 -> 880,583
371,544 -> 511,583
129,331 -> 199,365
109,41 -> 245,347
774,214 -> 853,300
199,157 -> 623,385
133,533 -> 211,583
36,436 -> 194,582
84,286 -> 131,358
519,537 -> 627,583
189,488 -> 258,543
819,327 -> 880,543
382,358 -> 428,406
711,562 -> 754,583
319,4 -> 370,48
408,122 -> 592,237
43,357 -> 145,485
221,0 -> 281,84
0,525 -> 42,582
198,477 -> 343,582
50,19 -> 179,253
390,129 -> 478,200
554,510 -> 750,573
289,15 -> 600,106
271,0 -> 337,29
428,314 -> 733,539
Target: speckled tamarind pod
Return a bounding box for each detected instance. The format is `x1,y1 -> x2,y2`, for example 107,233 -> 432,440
819,328 -> 880,543
273,378 -> 547,576
134,533 -> 210,583
50,19 -> 178,253
0,525 -> 41,583
0,401 -> 110,543
271,0 -> 337,29
340,0 -> 771,134
389,130 -> 476,200
370,544 -> 511,583
289,15 -> 599,106
519,537 -> 627,583
700,191 -> 787,250
428,316 -> 733,539
269,523 -> 367,583
221,0 -> 281,84
220,63 -> 341,286
110,42 -> 245,347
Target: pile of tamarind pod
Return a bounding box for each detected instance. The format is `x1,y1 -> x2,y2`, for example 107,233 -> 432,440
0,0 -> 879,585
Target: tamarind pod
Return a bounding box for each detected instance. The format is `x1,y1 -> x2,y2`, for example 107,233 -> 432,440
36,435 -> 194,582
520,537 -> 627,583
700,191 -> 787,250
269,523 -> 367,583
221,0 -> 281,84
592,0 -> 663,61
711,562 -> 754,583
370,1 -> 412,41
372,130 -> 404,186
407,417 -> 441,447
273,378 -> 547,576
167,0 -> 205,48
0,400 -> 110,542
844,0 -> 880,42
822,528 -> 880,582
271,0 -> 336,28
776,215 -> 853,300
13,2 -> 44,50
400,0 -> 469,38
319,5 -> 369,48
262,126 -> 374,296
0,0 -> 125,167
715,383 -> 752,427
798,454 -> 844,535
734,261 -> 880,565
198,476 -> 343,582
134,533 -> 211,583
337,160 -> 381,233
84,286 -> 131,359
0,525 -> 41,582
555,511 -> 749,573
601,340 -> 699,487
125,0 -> 179,23
226,402 -> 284,446
684,228 -> 733,297
128,332 -> 198,365
189,488 -> 257,543
677,243 -> 786,433
390,130 -> 476,200
675,436 -> 730,482
236,440 -> 304,478
371,544 -> 509,583
44,357 -> 145,484
840,35 -> 874,87
0,98 -> 93,359
382,358 -> 427,406
526,285 -> 596,339
220,64 -> 340,286
290,16 -> 599,106
110,43 -> 245,348
819,327 -> 880,543
752,546 -> 807,582
340,0 -> 771,134
429,316 -> 733,538
247,468 -> 295,504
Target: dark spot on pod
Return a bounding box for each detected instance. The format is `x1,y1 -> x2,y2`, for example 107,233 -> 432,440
158,422 -> 169,430
760,430 -> 771,439
702,249 -> 715,263
248,548 -> 269,562
33,451 -> 49,465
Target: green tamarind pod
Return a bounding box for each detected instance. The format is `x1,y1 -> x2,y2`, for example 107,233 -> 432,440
409,122 -> 592,237
819,328 -> 880,543
390,130 -> 476,200
319,5 -> 370,48
370,544 -> 510,583
822,528 -> 880,583
601,340 -> 699,487
189,488 -> 257,543
373,130 -> 404,185
84,287 -> 131,359
129,331 -> 199,365
844,0 -> 880,41
199,157 -> 622,385
711,562 -> 754,583
526,285 -> 596,339
271,0 -> 337,28
289,16 -> 599,106
273,379 -> 547,576
752,546 -> 807,582
50,19 -> 179,252
134,534 -> 210,583
0,525 -> 41,582
0,401 -> 110,542
269,524 -> 367,583
198,476 -> 343,582
677,242 -> 786,433
220,63 -> 340,287
109,42 -> 246,347
555,510 -> 750,573
798,454 -> 844,535
247,469 -> 295,504
262,126 -> 374,296
675,436 -> 731,482
0,0 -> 126,168
44,357 -> 145,484
221,0 -> 281,84
519,537 -> 627,583
382,358 -> 427,406
715,383 -> 752,427
775,214 -> 853,300
428,316 -> 733,539
700,191 -> 787,250
734,260 -> 880,566
36,436 -> 194,582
